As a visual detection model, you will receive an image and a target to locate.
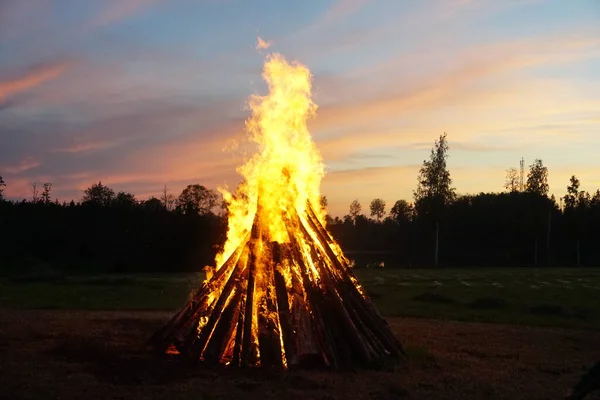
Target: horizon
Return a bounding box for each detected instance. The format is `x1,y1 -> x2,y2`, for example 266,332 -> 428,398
1,0 -> 599,217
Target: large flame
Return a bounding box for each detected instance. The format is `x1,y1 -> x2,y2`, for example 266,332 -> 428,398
215,46 -> 326,270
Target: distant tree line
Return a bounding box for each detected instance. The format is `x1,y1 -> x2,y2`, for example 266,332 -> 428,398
1,133 -> 599,274
328,134 -> 600,268
0,182 -> 225,275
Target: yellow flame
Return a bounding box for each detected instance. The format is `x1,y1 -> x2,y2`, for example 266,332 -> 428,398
215,48 -> 325,269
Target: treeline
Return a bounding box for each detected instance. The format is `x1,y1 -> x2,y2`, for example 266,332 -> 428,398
330,190 -> 600,267
1,133 -> 599,274
0,182 -> 226,274
329,135 -> 600,267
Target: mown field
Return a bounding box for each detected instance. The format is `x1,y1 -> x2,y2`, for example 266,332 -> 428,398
2,267 -> 599,330
1,267 -> 600,399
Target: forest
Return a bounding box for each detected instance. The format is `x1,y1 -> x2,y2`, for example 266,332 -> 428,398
1,133 -> 599,274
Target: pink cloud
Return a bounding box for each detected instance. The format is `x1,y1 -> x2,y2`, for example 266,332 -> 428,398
0,157 -> 41,174
89,0 -> 161,27
280,0 -> 370,46
312,0 -> 370,29
0,60 -> 72,103
51,140 -> 120,154
309,34 -> 600,135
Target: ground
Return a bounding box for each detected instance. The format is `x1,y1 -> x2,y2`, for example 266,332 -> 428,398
0,310 -> 599,400
1,268 -> 599,399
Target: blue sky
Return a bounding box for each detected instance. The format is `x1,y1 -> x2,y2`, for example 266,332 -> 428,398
1,0 -> 599,216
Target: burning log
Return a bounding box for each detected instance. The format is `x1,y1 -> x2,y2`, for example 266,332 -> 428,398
149,201 -> 404,370
148,41 -> 404,370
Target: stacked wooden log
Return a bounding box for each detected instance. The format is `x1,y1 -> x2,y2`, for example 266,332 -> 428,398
149,201 -> 404,370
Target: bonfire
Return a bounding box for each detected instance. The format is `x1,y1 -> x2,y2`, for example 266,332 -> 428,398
149,40 -> 404,370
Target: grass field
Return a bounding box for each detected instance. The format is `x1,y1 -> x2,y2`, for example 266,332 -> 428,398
2,267 -> 599,330
2,268 -> 600,399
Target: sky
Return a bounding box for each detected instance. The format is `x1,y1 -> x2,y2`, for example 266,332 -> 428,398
1,0 -> 599,217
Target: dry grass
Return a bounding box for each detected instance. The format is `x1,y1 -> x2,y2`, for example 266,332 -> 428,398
0,310 -> 599,400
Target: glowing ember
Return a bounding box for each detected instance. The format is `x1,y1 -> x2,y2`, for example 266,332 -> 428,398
149,39 -> 404,370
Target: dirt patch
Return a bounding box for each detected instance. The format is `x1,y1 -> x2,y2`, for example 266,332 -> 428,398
0,309 -> 599,400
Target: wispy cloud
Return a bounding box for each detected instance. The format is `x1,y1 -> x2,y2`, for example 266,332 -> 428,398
89,0 -> 161,27
311,34 -> 600,134
0,60 -> 72,103
311,0 -> 370,30
280,0 -> 370,47
51,140 -> 120,154
0,157 -> 41,174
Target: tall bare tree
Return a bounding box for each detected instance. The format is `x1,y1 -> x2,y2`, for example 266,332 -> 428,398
161,184 -> 176,211
504,167 -> 520,192
0,175 -> 5,200
31,182 -> 39,203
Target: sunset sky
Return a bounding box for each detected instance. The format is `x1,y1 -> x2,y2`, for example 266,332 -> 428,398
1,0 -> 599,216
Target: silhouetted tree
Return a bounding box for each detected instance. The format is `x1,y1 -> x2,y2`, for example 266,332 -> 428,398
161,184 -> 176,211
142,197 -> 166,212
31,183 -> 39,203
414,132 -> 455,266
389,200 -> 414,224
320,195 -> 328,209
82,181 -> 116,206
320,195 -> 333,224
177,184 -> 218,215
414,133 -> 456,214
522,159 -> 551,264
0,175 -> 5,200
41,183 -> 52,204
348,199 -> 362,224
370,198 -> 386,222
564,176 -> 580,210
525,159 -> 549,196
114,191 -> 137,208
504,167 -> 519,192
564,176 -> 595,265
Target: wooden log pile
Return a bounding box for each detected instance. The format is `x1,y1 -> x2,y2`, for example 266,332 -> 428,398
149,201 -> 404,370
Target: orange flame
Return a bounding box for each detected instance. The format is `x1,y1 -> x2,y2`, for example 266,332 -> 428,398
215,44 -> 326,270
